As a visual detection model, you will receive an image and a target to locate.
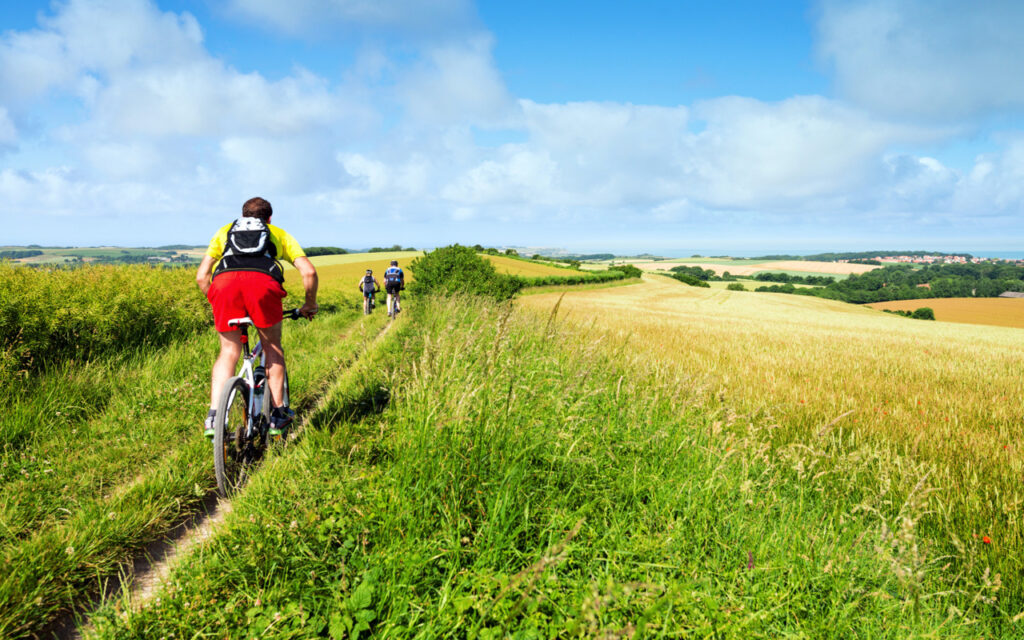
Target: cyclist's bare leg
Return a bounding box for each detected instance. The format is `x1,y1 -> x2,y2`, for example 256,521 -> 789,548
210,330 -> 243,408
255,321 -> 286,407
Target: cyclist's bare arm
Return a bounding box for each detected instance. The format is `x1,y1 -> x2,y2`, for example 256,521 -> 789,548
195,255 -> 216,294
294,256 -> 319,319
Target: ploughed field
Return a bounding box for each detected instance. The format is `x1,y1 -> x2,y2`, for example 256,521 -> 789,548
868,296 -> 1024,329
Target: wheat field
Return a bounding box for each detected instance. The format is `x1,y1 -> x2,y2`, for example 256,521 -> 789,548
519,274 -> 1024,585
868,296 -> 1024,329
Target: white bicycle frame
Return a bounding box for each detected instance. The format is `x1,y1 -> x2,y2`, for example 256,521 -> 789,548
226,317 -> 268,439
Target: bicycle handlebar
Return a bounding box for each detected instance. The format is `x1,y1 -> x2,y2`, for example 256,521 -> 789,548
285,308 -> 309,321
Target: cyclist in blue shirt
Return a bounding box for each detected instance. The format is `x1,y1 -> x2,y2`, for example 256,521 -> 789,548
384,260 -> 405,316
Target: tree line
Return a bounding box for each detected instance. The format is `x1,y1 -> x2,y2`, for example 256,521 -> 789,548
755,263 -> 1024,303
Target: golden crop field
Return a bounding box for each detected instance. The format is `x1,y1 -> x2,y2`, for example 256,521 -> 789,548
519,274 -> 1024,543
868,297 -> 1024,329
284,252 -> 420,299
482,254 -> 590,277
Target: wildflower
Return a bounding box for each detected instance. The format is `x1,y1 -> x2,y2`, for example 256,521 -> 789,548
983,536 -> 992,544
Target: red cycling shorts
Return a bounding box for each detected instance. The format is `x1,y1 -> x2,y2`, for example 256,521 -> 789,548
207,271 -> 287,333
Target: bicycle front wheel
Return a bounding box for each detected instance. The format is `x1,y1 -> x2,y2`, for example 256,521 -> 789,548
214,376 -> 249,497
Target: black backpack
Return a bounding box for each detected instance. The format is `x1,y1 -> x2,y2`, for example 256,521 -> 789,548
362,274 -> 376,293
384,267 -> 403,286
213,218 -> 283,282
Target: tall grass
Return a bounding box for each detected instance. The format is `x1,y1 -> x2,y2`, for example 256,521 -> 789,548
0,299 -> 386,638
521,276 -> 1024,608
0,263 -> 209,389
88,296 -> 1011,638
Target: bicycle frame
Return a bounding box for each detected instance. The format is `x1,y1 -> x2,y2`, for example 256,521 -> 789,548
230,323 -> 266,441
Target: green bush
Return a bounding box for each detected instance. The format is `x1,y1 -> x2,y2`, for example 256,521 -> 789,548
409,245 -> 522,300
727,282 -> 746,291
611,264 -> 643,279
670,272 -> 711,288
911,307 -> 936,320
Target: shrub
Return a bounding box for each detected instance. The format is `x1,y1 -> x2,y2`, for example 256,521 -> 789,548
612,264 -> 643,279
911,307 -> 936,320
670,273 -> 711,288
409,245 -> 522,300
727,283 -> 746,291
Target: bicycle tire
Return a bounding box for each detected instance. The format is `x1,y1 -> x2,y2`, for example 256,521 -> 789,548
214,376 -> 249,497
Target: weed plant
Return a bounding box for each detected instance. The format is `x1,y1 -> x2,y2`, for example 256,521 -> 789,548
88,296 -> 1011,638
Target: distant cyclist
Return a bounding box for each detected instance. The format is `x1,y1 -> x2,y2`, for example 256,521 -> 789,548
195,197 -> 318,439
358,269 -> 380,314
384,260 -> 405,316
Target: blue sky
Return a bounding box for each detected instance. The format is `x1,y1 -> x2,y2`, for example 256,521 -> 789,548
2,0 -> 1024,254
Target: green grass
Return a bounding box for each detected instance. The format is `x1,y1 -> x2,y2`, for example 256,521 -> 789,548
0,296 -> 389,637
85,296 -> 1013,639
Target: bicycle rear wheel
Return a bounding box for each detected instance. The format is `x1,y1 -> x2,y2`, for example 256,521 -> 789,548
214,376 -> 249,497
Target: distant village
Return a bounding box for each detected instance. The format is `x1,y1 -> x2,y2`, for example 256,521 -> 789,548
838,254 -> 1023,265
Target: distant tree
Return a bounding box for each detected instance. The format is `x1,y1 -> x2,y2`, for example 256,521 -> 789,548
727,283 -> 746,291
504,248 -> 519,256
305,246 -> 349,257
911,307 -> 936,320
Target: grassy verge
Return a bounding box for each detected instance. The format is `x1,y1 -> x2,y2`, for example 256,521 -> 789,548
88,296 -> 1011,638
0,300 -> 388,637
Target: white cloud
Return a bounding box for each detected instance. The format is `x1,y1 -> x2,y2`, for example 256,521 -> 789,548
0,0 -> 204,107
395,35 -> 517,127
817,0 -> 1024,119
687,95 -> 937,207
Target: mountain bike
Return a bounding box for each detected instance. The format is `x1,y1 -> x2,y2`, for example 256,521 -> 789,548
213,308 -> 303,497
363,292 -> 376,315
386,288 -> 402,317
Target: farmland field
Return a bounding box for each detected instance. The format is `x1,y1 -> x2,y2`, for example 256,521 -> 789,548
5,261 -> 1022,637
633,259 -> 871,278
482,254 -> 593,277
520,275 -> 1024,622
77,280 -> 1019,638
867,296 -> 1024,329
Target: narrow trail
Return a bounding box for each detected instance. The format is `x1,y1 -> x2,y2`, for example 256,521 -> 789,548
64,314 -> 399,639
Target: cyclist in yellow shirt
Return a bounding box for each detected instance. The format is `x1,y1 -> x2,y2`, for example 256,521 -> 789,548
195,197 -> 318,438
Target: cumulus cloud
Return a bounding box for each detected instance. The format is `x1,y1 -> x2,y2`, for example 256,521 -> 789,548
0,0 -> 204,108
817,0 -> 1024,119
3,0 -> 1024,247
395,35 -> 517,127
437,96 -> 941,214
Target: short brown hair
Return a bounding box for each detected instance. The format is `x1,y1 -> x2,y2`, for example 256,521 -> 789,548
242,197 -> 272,221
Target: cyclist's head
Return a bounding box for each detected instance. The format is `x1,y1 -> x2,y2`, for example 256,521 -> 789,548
366,269 -> 372,275
242,197 -> 272,222
390,260 -> 398,266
